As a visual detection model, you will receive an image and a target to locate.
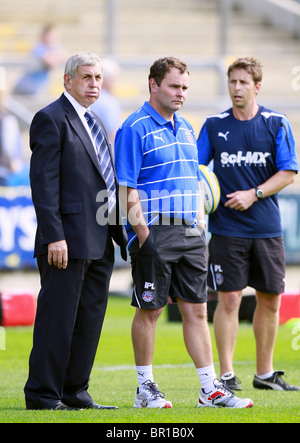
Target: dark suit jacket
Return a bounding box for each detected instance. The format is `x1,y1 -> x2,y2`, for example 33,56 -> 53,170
29,93 -> 127,261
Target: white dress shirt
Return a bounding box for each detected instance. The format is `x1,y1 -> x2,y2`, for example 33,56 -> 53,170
63,91 -> 98,155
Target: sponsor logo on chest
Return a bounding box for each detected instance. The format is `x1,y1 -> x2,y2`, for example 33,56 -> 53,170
220,151 -> 271,167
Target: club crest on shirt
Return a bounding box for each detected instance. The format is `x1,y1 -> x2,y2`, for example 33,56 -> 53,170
185,131 -> 194,143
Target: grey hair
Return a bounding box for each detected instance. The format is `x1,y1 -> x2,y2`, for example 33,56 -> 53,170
64,51 -> 103,78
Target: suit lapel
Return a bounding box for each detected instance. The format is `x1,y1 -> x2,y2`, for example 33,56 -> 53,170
59,94 -> 106,180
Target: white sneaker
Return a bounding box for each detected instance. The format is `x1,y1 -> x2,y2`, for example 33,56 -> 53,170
133,381 -> 172,409
197,380 -> 253,409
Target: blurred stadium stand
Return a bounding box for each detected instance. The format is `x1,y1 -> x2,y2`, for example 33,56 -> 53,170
0,0 -> 300,270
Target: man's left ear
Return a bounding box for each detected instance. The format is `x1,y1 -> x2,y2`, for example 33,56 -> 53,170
255,82 -> 262,96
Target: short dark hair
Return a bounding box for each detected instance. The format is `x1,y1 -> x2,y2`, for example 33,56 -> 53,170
227,57 -> 263,83
148,57 -> 189,92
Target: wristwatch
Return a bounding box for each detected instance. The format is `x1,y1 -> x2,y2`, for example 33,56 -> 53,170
255,188 -> 264,200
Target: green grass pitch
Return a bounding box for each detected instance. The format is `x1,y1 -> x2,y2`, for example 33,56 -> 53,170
0,295 -> 299,424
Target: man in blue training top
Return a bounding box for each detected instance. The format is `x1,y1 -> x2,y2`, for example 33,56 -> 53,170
197,57 -> 299,392
115,57 -> 253,409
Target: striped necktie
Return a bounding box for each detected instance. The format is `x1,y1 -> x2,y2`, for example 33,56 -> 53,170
84,110 -> 116,213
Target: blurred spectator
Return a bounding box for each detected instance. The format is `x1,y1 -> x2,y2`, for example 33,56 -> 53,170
13,24 -> 65,96
91,58 -> 122,145
0,89 -> 24,186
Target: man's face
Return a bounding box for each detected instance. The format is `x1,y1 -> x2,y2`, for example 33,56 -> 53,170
228,69 -> 261,109
228,68 -> 261,109
150,67 -> 189,119
64,64 -> 103,108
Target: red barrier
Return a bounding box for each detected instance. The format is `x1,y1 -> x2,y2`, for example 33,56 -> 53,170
279,292 -> 300,325
0,291 -> 36,327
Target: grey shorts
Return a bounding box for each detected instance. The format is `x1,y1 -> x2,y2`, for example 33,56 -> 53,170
208,234 -> 286,294
129,223 -> 208,309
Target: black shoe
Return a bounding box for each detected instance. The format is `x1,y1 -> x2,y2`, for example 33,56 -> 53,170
50,402 -> 83,411
85,401 -> 119,410
27,401 -> 82,411
220,373 -> 242,391
253,371 -> 300,391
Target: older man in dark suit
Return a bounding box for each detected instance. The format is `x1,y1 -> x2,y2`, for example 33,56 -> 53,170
24,52 -> 127,411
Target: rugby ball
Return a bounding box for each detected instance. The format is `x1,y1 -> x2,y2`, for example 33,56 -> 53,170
199,165 -> 221,214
